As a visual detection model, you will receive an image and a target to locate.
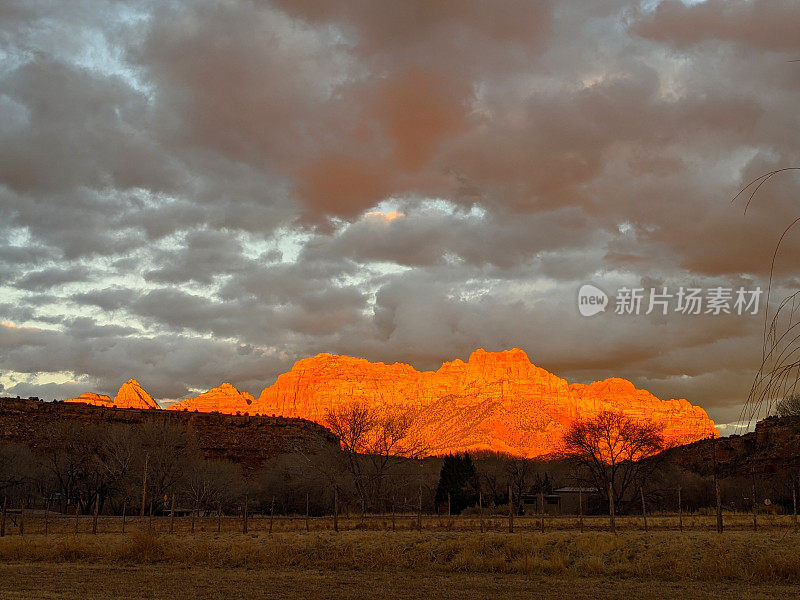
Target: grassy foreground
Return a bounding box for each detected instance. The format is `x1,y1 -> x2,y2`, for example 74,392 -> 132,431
4,564 -> 798,600
2,529 -> 800,583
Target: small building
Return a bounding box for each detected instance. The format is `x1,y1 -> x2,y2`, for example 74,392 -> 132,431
553,487 -> 600,514
520,487 -> 600,515
520,492 -> 562,515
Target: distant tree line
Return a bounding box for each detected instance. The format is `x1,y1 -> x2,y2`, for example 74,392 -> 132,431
1,406 -> 798,517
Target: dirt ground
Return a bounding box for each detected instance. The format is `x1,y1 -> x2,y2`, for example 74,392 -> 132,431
1,564 -> 797,600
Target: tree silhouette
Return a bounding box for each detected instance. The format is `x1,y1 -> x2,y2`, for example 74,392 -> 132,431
435,453 -> 480,514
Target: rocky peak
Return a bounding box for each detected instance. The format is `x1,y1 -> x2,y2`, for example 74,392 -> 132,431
64,392 -> 113,407
167,382 -> 254,413
65,381 -> 158,410
468,347 -> 530,364
114,380 -> 159,409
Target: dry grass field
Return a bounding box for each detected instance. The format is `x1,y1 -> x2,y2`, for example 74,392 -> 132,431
3,510 -> 797,535
2,515 -> 800,599
3,564 -> 798,600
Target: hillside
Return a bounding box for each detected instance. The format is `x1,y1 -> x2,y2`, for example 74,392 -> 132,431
0,396 -> 337,471
653,415 -> 800,477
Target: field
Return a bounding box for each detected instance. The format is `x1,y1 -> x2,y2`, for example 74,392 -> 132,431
2,514 -> 800,599
1,509 -> 797,535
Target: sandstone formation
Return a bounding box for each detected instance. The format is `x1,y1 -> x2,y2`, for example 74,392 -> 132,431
178,348 -> 718,457
66,379 -> 159,410
167,382 -> 255,413
114,380 -> 160,409
64,392 -> 113,406
62,349 -> 719,458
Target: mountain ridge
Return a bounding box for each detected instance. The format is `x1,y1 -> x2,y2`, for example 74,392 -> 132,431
64,348 -> 719,457
65,379 -> 159,410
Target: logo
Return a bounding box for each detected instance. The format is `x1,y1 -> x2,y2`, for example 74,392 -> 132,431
578,284 -> 608,317
576,284 -> 762,317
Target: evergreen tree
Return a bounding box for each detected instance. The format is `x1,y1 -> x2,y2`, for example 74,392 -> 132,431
435,453 -> 480,514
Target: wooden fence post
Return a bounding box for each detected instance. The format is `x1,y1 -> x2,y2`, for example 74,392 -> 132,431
242,494 -> 249,534
713,439 -> 723,533
333,487 -> 339,533
269,496 -> 275,535
417,485 -> 422,531
479,492 -> 484,533
45,501 -> 50,536
19,507 -> 24,536
122,501 -> 126,534
191,503 -> 196,534
217,502 -> 222,534
305,493 -> 310,532
678,487 -> 682,532
640,486 -> 647,532
578,487 -> 584,533
1,496 -> 6,537
391,502 -> 396,532
140,452 -> 149,519
608,481 -> 616,534
92,495 -> 99,535
74,505 -> 79,534
751,467 -> 758,531
539,491 -> 545,533
508,485 -> 514,533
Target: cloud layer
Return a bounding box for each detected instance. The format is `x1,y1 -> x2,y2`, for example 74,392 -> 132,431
1,0 -> 799,423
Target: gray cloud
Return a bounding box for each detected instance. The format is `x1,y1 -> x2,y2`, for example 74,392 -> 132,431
630,0 -> 800,52
14,266 -> 95,291
0,0 -> 798,425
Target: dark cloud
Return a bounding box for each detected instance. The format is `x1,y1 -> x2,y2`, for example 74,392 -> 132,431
13,266 -> 95,291
71,287 -> 141,312
630,0 -> 800,52
63,317 -> 138,340
0,0 -> 797,426
143,229 -> 253,285
301,206 -> 602,270
0,243 -> 54,266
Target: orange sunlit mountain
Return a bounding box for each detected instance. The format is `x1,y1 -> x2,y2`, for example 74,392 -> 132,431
68,349 -> 718,457
169,383 -> 256,414
65,379 -> 159,410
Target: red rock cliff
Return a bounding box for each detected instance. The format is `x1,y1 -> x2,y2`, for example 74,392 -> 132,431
247,348 -> 718,457
65,349 -> 719,457
65,379 -> 159,410
167,383 -> 255,413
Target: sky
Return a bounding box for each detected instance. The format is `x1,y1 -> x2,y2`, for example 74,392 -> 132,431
1,0 -> 799,429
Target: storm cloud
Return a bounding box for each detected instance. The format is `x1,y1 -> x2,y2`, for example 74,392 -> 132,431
1,0 -> 798,424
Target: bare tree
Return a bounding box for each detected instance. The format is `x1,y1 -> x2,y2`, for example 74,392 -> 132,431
40,422 -> 101,513
182,459 -> 244,514
92,424 -> 142,513
475,452 -> 511,506
561,411 -> 665,510
506,459 -> 533,507
324,402 -> 427,511
257,452 -> 339,515
0,443 -> 37,504
135,421 -> 197,514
